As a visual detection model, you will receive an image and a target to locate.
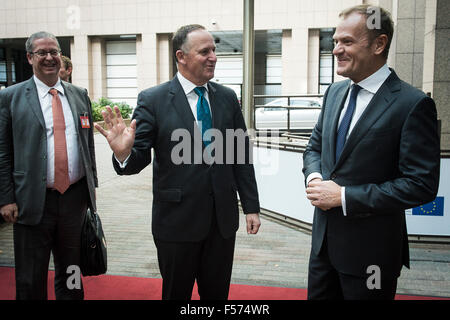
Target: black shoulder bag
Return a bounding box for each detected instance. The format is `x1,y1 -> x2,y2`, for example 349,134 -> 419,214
80,208 -> 107,276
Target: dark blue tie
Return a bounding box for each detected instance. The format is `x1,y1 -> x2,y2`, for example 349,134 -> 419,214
194,86 -> 212,147
335,84 -> 362,161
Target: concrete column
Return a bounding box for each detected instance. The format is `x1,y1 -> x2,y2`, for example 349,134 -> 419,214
423,0 -> 450,150
71,35 -> 91,94
156,33 -> 173,85
282,28 -> 308,94
281,29 -> 292,94
393,0 -> 425,90
307,29 -> 319,94
422,0 -> 437,96
137,32 -> 157,91
90,37 -> 106,101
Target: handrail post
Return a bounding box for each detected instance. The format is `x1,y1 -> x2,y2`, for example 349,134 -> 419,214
243,0 -> 255,136
287,96 -> 291,132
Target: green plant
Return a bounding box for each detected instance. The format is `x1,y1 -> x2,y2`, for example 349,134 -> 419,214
91,97 -> 133,122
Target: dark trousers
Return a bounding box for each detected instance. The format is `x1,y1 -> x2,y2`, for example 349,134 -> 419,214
307,238 -> 398,300
154,214 -> 236,300
13,178 -> 88,300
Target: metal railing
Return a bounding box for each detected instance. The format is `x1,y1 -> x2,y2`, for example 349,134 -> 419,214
252,94 -> 323,133
252,95 -> 450,158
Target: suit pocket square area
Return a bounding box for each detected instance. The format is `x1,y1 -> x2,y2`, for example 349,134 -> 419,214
154,189 -> 182,202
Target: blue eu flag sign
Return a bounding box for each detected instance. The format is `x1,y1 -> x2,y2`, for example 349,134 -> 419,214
412,197 -> 444,216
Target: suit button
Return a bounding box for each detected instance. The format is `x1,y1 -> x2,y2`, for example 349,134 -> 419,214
331,173 -> 337,180
42,176 -> 46,181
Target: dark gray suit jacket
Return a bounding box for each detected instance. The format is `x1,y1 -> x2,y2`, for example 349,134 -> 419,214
113,76 -> 260,242
303,70 -> 440,278
0,77 -> 98,225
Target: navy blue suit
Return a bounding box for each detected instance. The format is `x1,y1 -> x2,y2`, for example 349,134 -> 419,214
303,69 -> 440,299
113,76 -> 260,299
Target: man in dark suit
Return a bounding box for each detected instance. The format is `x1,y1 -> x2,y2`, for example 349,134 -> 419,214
303,5 -> 440,299
95,24 -> 260,300
0,31 -> 97,300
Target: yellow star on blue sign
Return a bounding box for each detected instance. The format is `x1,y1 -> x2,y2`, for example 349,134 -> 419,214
412,197 -> 444,216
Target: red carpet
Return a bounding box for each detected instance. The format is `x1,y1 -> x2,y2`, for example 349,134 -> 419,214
0,266 -> 447,300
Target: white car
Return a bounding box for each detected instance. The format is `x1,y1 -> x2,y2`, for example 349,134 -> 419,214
255,97 -> 322,130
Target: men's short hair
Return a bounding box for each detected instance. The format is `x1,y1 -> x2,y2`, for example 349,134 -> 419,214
339,4 -> 394,59
25,31 -> 61,53
60,55 -> 72,70
172,24 -> 206,63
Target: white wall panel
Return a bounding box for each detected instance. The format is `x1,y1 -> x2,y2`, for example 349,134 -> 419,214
106,54 -> 137,65
107,78 -> 138,88
106,40 -> 137,108
266,55 -> 282,84
214,55 -> 243,84
106,65 -> 137,78
106,41 -> 137,54
106,87 -> 138,98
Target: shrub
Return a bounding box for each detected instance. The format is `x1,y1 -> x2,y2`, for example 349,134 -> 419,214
91,97 -> 133,122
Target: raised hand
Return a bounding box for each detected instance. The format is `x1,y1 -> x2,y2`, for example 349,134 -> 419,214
94,105 -> 136,162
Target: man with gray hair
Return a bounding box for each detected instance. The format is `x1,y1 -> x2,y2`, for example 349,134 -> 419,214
0,31 -> 98,299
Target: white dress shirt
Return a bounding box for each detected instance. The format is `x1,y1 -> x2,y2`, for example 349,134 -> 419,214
176,71 -> 212,120
307,64 -> 391,215
116,71 -> 211,168
34,75 -> 85,188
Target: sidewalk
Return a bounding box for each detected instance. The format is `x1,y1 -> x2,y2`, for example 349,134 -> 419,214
0,133 -> 449,298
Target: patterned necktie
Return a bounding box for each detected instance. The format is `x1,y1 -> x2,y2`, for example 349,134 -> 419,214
335,84 -> 362,162
194,86 -> 212,147
49,88 -> 70,194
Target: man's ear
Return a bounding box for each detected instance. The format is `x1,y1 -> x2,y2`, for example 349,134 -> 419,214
373,34 -> 388,56
67,66 -> 73,76
26,53 -> 33,65
175,50 -> 186,65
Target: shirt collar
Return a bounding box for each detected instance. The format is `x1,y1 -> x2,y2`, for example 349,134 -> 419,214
33,75 -> 65,99
352,63 -> 391,94
176,72 -> 208,96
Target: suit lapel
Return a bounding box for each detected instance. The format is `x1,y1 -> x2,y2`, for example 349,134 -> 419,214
25,78 -> 46,130
61,82 -> 82,131
207,82 -> 219,130
169,77 -> 197,139
334,71 -> 401,167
